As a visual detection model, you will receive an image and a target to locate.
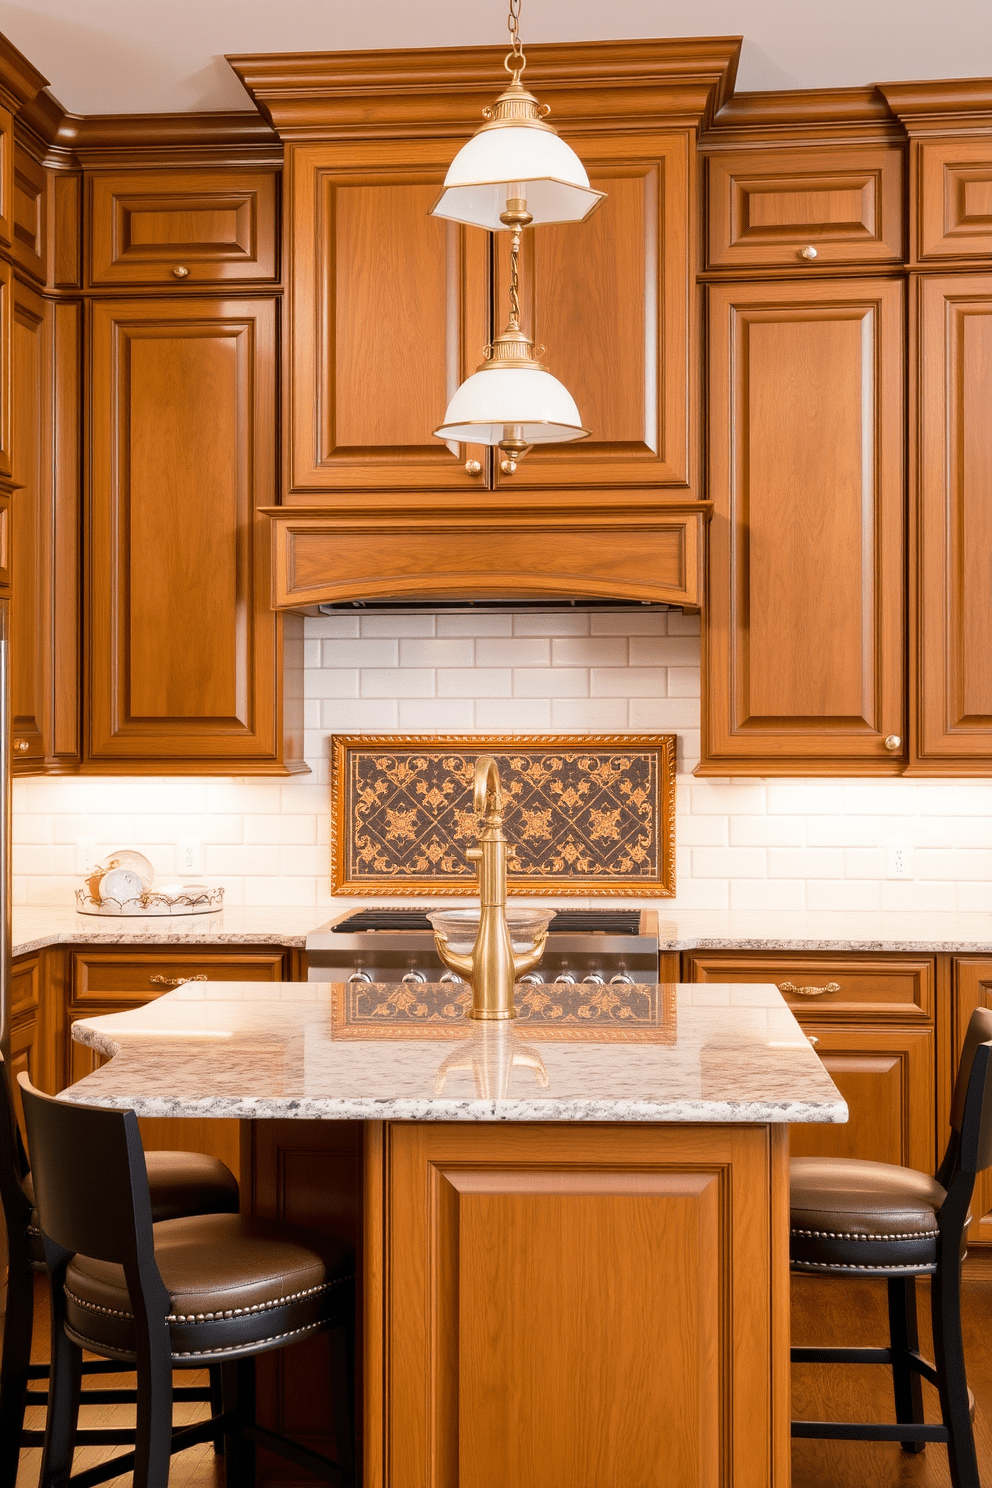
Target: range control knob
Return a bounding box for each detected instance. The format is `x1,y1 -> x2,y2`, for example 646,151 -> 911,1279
439,971 -> 464,985
609,973 -> 635,986
554,973 -> 577,984
517,973 -> 545,986
347,971 -> 374,985
582,974 -> 606,985
401,970 -> 427,984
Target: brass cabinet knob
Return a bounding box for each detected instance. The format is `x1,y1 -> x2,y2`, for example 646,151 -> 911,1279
14,738 -> 29,751
799,245 -> 818,260
464,459 -> 482,476
500,458 -> 517,476
884,734 -> 902,751
808,1036 -> 819,1046
173,266 -> 190,278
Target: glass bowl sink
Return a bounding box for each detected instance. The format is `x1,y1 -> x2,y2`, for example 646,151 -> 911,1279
427,906 -> 557,955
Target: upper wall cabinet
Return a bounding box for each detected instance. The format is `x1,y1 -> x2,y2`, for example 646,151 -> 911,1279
87,296 -> 301,772
88,169 -> 279,287
911,274 -> 992,772
701,278 -> 905,774
705,145 -> 905,270
914,139 -> 992,263
286,142 -> 490,496
494,133 -> 690,490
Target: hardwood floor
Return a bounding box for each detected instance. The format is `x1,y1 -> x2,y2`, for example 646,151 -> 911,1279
12,1260 -> 992,1486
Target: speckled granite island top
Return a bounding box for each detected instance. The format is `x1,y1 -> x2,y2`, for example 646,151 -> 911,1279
65,979 -> 847,1124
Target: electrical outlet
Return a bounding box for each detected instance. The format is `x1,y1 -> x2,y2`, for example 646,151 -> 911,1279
176,839 -> 204,877
886,842 -> 914,879
75,837 -> 98,876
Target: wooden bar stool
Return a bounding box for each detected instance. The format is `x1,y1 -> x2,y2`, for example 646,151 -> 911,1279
0,1056 -> 239,1487
18,1073 -> 356,1488
791,1005 -> 992,1488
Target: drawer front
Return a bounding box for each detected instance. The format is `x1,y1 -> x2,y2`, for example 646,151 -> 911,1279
916,139 -> 992,261
89,169 -> 278,286
706,145 -> 904,268
71,950 -> 289,1005
11,955 -> 39,1021
682,951 -> 934,1021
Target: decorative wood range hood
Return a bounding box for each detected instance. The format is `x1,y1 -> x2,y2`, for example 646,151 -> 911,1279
229,39 -> 742,611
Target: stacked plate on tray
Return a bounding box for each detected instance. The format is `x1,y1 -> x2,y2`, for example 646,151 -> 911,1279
75,850 -> 223,917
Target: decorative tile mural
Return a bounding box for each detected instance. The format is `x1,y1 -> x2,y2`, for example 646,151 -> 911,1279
331,734 -> 676,896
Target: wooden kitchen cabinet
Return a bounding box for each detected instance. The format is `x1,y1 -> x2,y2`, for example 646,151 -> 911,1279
683,950 -> 936,1172
10,274 -> 50,768
705,143 -> 905,270
493,133 -> 692,491
286,142 -> 489,497
87,294 -> 303,772
912,138 -> 992,263
911,274 -> 992,771
700,276 -> 905,774
88,168 -> 278,287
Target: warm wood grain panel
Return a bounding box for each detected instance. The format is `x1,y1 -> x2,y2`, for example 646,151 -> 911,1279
950,960 -> 992,1244
71,950 -> 289,1002
683,951 -> 934,1021
10,276 -> 51,771
10,955 -> 39,1022
912,274 -> 992,771
385,1122 -> 788,1488
0,257 -> 11,482
87,296 -> 292,769
789,1026 -> 934,1173
267,505 -> 705,608
0,101 -> 12,249
916,138 -> 992,262
494,134 -> 691,490
706,145 -> 904,268
701,278 -> 904,773
288,142 -> 488,493
11,140 -> 44,281
89,169 -> 278,285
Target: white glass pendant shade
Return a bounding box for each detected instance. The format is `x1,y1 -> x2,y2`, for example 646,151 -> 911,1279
434,365 -> 588,446
432,127 -> 604,231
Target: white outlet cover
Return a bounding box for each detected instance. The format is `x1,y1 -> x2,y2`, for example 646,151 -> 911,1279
75,837 -> 98,876
176,839 -> 205,876
886,842 -> 915,879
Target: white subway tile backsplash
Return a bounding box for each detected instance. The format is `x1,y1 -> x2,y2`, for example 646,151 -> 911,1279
12,608 -> 992,913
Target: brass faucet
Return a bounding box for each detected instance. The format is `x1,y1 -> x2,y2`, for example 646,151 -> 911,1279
434,755 -> 548,1019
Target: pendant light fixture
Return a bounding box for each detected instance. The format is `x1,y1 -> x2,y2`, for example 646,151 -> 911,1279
432,0 -> 600,473
430,0 -> 604,231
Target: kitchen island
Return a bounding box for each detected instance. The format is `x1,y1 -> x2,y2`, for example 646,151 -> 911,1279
66,978 -> 844,1488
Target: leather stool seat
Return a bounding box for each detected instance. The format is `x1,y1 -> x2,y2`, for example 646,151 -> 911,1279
22,1148 -> 239,1264
791,1156 -> 948,1274
64,1213 -> 354,1363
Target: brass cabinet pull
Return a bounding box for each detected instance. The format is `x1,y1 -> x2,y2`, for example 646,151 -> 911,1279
884,734 -> 902,751
799,245 -> 818,260
149,973 -> 208,986
464,459 -> 482,476
778,980 -> 840,997
808,1036 -> 819,1046
172,265 -> 190,278
14,739 -> 29,751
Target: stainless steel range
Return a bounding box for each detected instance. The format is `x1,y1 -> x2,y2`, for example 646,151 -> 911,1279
305,908 -> 660,988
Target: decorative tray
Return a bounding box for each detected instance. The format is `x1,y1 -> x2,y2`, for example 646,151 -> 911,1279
75,887 -> 224,917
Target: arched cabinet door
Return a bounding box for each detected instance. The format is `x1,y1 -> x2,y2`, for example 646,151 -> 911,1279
87,296 -> 301,773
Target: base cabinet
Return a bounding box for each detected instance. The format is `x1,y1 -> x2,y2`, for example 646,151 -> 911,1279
950,958 -> 992,1243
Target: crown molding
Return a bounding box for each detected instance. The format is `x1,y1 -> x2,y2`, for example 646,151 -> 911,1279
228,36 -> 743,140
879,77 -> 992,135
702,85 -> 903,149
14,93 -> 281,168
0,32 -> 48,115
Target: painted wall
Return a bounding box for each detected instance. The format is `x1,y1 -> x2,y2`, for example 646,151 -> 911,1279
12,609 -> 992,914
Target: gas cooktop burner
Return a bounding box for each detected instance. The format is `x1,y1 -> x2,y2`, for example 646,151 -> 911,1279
330,909 -> 643,935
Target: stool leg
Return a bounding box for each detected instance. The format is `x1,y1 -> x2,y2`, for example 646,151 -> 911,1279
0,1245 -> 34,1487
38,1266 -> 82,1488
887,1275 -> 926,1454
209,1364 -> 225,1455
930,1260 -> 980,1488
328,1320 -> 356,1485
129,1277 -> 174,1488
221,1357 -> 256,1488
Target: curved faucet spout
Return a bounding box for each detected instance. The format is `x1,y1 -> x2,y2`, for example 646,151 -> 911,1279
474,754 -> 504,822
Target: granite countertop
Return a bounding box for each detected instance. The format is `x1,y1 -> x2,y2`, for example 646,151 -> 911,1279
13,905 -> 992,959
64,979 -> 846,1125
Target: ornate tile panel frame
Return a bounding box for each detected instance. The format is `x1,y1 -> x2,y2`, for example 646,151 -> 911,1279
330,734 -> 676,897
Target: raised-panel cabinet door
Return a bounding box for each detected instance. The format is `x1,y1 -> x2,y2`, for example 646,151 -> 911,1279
287,143 -> 489,496
915,140 -> 992,262
701,278 -> 905,774
10,276 -> 51,770
88,297 -> 287,768
912,275 -> 992,771
949,959 -> 992,1243
0,101 -> 12,248
0,257 -> 12,481
789,1025 -> 935,1173
493,134 -> 691,491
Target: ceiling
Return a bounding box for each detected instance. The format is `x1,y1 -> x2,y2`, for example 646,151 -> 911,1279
2,0 -> 990,116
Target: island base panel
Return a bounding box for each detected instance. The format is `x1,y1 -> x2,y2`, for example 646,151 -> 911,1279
245,1119 -> 790,1488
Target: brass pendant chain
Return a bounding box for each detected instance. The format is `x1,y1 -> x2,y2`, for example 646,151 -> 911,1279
505,0 -> 525,78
